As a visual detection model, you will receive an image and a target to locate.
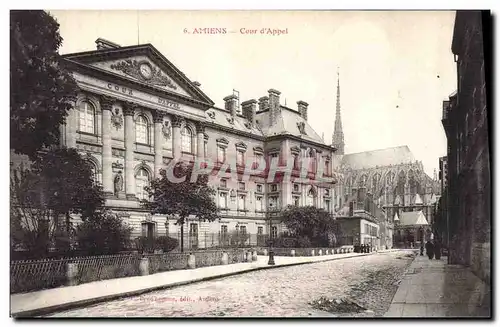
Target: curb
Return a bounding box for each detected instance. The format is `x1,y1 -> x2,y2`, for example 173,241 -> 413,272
12,250 -> 401,318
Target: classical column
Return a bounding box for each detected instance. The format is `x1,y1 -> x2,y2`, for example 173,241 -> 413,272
195,121 -> 205,159
172,115 -> 184,160
100,96 -> 114,196
153,111 -> 164,178
124,102 -> 137,200
67,104 -> 78,148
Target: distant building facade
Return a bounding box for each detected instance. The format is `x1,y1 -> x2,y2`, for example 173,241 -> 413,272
330,73 -> 440,249
442,11 -> 490,283
13,38 -> 338,248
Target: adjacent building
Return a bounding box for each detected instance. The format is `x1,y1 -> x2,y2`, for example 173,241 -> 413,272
442,11 -> 490,283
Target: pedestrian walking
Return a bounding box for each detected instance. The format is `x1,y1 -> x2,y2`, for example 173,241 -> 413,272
425,240 -> 434,259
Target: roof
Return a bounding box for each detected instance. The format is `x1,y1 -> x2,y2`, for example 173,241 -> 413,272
341,145 -> 415,170
398,211 -> 429,226
256,107 -> 324,143
204,107 -> 264,136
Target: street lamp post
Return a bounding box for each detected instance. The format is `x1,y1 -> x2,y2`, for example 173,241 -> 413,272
268,203 -> 275,265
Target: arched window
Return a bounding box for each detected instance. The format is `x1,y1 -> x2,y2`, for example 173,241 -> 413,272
136,115 -> 149,144
87,160 -> 99,184
308,150 -> 316,173
372,173 -> 381,195
78,101 -> 96,134
181,126 -> 193,153
306,187 -> 317,206
386,171 -> 395,186
135,168 -> 150,200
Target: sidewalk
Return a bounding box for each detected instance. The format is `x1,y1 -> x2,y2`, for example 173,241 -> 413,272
384,254 -> 491,318
11,250 -> 397,317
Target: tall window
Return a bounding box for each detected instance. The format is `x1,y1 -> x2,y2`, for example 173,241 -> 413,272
325,160 -> 330,175
256,184 -> 263,193
271,226 -> 278,238
293,153 -> 299,170
238,195 -> 246,210
237,151 -> 245,166
256,195 -> 263,211
181,127 -> 193,153
78,101 -> 96,134
254,153 -> 263,168
217,146 -> 226,163
221,225 -> 228,235
325,199 -> 331,212
135,168 -> 150,200
141,222 -> 155,239
239,225 -> 247,234
136,115 -> 149,144
238,182 -> 245,190
257,226 -> 263,235
219,192 -> 228,208
307,188 -> 316,206
293,196 -> 300,206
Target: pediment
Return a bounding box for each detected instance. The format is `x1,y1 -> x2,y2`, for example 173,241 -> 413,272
62,44 -> 214,106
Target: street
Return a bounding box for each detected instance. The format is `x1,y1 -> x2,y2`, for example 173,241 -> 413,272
46,251 -> 415,317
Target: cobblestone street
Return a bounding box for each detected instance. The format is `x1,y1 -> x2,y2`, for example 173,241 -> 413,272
46,251 -> 415,317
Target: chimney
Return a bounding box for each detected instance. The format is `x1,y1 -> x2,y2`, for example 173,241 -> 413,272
223,94 -> 238,117
297,101 -> 309,121
268,89 -> 281,125
258,96 -> 269,112
95,38 -> 121,50
241,99 -> 257,127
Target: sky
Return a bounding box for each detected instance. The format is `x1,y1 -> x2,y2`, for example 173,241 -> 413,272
50,10 -> 457,177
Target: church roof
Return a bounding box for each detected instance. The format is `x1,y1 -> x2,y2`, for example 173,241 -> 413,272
398,211 -> 429,226
341,145 -> 415,170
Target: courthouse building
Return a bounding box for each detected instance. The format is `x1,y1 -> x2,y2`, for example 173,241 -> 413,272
52,38 -> 337,245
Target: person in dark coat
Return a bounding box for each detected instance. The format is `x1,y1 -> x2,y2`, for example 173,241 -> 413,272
425,240 -> 434,259
434,239 -> 442,260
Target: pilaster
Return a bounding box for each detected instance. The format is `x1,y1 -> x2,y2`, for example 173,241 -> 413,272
101,96 -> 114,196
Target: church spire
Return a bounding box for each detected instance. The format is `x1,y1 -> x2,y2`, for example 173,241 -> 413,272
332,67 -> 345,155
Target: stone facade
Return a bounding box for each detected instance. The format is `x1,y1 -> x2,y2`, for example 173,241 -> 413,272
22,39 -> 337,244
330,74 -> 439,248
442,11 -> 490,283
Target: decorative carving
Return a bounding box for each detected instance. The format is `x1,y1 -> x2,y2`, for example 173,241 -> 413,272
227,116 -> 235,125
207,111 -> 215,119
243,122 -> 252,129
123,102 -> 138,116
203,133 -> 209,141
114,171 -> 124,195
297,122 -> 307,135
153,112 -> 164,123
195,121 -> 205,133
171,115 -> 184,128
162,120 -> 172,139
100,95 -> 115,111
235,141 -> 247,150
112,161 -> 124,170
111,108 -> 123,130
253,146 -> 264,153
216,137 -> 229,145
110,59 -> 178,90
